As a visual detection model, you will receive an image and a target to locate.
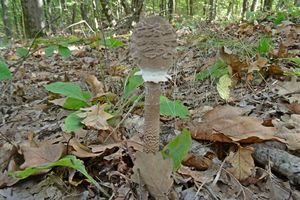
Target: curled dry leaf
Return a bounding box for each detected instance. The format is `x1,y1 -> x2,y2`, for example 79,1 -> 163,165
219,46 -> 249,79
190,105 -> 285,144
225,146 -> 255,181
78,103 -> 113,130
131,151 -> 173,199
82,74 -> 105,97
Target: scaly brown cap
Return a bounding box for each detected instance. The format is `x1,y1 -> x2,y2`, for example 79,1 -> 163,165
131,16 -> 177,83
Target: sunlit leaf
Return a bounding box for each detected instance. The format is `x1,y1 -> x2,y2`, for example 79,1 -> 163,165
0,60 -> 12,80
58,45 -> 71,58
16,47 -> 29,58
217,74 -> 232,101
44,82 -> 90,102
44,45 -> 56,57
101,37 -> 124,48
161,129 -> 192,170
63,111 -> 83,133
123,74 -> 144,99
160,96 -> 189,118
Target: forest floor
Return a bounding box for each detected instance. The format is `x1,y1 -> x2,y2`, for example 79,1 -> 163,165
1,14 -> 300,200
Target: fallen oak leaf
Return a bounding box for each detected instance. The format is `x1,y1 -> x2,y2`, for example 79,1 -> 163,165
78,103 -> 113,130
190,105 -> 285,144
225,145 -> 255,181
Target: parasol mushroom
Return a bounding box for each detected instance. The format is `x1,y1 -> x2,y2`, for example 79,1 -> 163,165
130,16 -> 177,153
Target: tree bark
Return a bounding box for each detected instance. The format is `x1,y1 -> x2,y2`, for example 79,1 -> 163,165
250,0 -> 257,11
121,0 -> 131,15
100,0 -> 113,25
208,0 -> 214,22
295,0 -> 300,6
1,0 -> 12,37
226,1 -> 233,19
168,0 -> 174,21
21,0 -> 45,38
12,0 -> 20,35
241,0 -> 248,19
263,0 -> 273,11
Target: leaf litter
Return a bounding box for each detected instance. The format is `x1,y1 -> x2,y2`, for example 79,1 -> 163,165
1,13 -> 300,199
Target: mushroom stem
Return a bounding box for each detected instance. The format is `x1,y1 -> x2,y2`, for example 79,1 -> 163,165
143,82 -> 161,153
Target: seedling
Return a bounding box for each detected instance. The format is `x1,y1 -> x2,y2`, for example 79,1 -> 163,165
130,16 -> 177,153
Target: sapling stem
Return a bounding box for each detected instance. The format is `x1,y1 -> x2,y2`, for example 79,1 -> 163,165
143,82 -> 161,153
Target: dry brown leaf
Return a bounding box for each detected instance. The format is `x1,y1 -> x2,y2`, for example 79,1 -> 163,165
286,102 -> 300,114
177,165 -> 213,184
226,146 -> 255,181
274,114 -> 300,150
78,103 -> 113,130
90,142 -> 122,153
274,77 -> 300,103
182,153 -> 212,171
63,133 -> 102,158
191,105 -> 285,143
132,152 -> 173,199
82,74 -> 105,96
20,141 -> 65,169
249,54 -> 268,72
219,46 -> 249,79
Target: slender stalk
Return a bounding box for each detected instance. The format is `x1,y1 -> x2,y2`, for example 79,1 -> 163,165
143,82 -> 161,153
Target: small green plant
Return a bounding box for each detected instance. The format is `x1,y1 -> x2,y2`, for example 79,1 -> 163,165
0,58 -> 12,80
257,36 -> 272,56
9,155 -> 108,196
196,59 -> 228,81
44,44 -> 71,58
44,82 -> 92,133
100,37 -> 124,49
16,47 -> 29,58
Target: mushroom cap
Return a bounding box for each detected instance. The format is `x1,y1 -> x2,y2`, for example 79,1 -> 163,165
130,16 -> 177,82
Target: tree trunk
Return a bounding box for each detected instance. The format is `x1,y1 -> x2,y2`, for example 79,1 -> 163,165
1,0 -> 12,37
168,0 -> 174,21
263,0 -> 273,11
100,0 -> 113,25
250,0 -> 257,11
213,0 -> 217,20
12,0 -> 20,35
189,0 -> 194,16
208,0 -> 214,22
160,0 -> 166,16
295,0 -> 300,6
121,0 -> 131,15
131,0 -> 144,23
241,0 -> 248,19
92,0 -> 99,29
226,1 -> 233,19
80,0 -> 89,23
21,0 -> 45,38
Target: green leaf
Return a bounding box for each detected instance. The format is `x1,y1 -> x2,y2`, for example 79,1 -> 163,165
63,111 -> 83,133
9,155 -> 108,196
0,60 -> 12,80
44,45 -> 56,57
196,59 -> 228,81
58,45 -> 71,58
16,47 -> 29,58
123,74 -> 144,99
160,96 -> 189,118
44,82 -> 89,102
63,97 -> 89,110
217,74 -> 232,101
258,37 -> 272,55
101,37 -> 124,48
161,129 -> 192,170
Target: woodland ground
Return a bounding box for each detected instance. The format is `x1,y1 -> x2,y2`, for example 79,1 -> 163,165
0,15 -> 300,199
